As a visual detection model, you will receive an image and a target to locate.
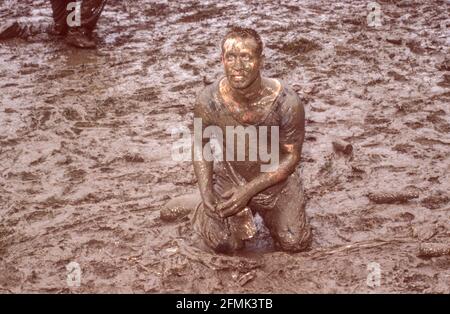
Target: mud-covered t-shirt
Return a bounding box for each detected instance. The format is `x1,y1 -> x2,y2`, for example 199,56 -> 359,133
196,78 -> 304,144
194,78 -> 305,208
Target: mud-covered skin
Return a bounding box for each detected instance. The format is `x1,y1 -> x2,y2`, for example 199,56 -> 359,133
191,164 -> 312,253
192,31 -> 310,253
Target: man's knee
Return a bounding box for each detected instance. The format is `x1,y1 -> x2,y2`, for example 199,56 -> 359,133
275,226 -> 312,252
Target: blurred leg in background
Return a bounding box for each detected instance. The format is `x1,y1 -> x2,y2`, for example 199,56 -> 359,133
51,0 -> 107,48
0,0 -> 107,48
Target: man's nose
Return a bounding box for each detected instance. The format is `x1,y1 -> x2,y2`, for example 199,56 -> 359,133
232,57 -> 244,70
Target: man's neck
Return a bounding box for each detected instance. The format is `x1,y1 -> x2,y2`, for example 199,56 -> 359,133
225,75 -> 263,107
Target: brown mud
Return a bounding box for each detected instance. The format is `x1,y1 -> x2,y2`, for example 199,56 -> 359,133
0,0 -> 449,293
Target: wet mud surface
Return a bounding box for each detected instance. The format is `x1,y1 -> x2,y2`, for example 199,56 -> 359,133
0,0 -> 449,293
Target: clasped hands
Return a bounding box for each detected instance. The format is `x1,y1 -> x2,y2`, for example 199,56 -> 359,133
202,186 -> 252,220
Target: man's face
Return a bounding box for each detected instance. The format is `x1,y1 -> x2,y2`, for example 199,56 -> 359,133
222,36 -> 262,90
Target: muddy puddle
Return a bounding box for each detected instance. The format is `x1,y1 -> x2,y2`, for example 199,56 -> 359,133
0,0 -> 449,293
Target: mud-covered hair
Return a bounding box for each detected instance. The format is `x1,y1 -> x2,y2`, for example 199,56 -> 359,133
221,27 -> 263,56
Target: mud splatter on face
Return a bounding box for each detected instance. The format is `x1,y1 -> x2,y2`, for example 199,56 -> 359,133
222,37 -> 262,89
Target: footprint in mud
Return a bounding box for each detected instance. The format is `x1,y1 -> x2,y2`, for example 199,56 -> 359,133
404,121 -> 424,130
426,110 -> 450,133
24,210 -> 52,223
0,264 -> 23,291
45,69 -> 75,80
30,109 -> 54,129
364,114 -> 392,125
65,168 -> 87,182
352,216 -> 389,232
387,70 -> 407,82
421,192 -> 449,210
90,260 -> 119,280
402,273 -> 435,292
62,108 -> 83,121
169,81 -> 198,93
267,37 -> 321,69
122,153 -> 145,163
177,5 -> 226,24
132,87 -> 161,102
392,143 -> 414,154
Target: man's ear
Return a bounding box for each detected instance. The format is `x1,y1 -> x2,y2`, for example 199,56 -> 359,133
260,54 -> 265,69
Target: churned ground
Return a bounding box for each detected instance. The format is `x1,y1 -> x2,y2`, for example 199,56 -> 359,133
0,0 -> 449,293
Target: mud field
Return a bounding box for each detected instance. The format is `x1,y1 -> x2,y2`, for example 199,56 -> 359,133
0,0 -> 449,293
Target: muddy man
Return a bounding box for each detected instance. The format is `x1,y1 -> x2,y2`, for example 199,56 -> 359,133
0,0 -> 107,48
162,27 -> 311,253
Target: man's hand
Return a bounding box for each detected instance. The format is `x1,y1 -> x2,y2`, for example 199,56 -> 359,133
202,191 -> 221,220
216,187 -> 253,218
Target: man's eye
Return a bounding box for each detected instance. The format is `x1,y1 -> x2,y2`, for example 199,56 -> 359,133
241,55 -> 250,61
226,55 -> 235,61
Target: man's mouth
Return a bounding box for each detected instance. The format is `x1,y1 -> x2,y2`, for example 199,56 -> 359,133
231,75 -> 245,81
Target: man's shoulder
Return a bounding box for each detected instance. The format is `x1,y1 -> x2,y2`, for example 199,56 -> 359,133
194,79 -> 222,119
277,80 -> 303,111
278,80 -> 300,100
196,79 -> 221,105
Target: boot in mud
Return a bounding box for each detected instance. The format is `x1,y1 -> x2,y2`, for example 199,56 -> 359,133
160,193 -> 201,222
65,29 -> 97,49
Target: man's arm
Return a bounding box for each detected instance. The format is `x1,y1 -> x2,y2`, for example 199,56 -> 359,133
192,95 -> 218,218
244,142 -> 302,196
217,93 -> 305,217
246,92 -> 305,194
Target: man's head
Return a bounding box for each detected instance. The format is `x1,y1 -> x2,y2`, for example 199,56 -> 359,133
221,27 -> 264,90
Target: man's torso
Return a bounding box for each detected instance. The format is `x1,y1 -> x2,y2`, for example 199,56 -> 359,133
196,77 -> 304,183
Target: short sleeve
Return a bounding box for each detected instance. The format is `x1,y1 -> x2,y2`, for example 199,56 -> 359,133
194,86 -> 215,127
278,89 -> 305,147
